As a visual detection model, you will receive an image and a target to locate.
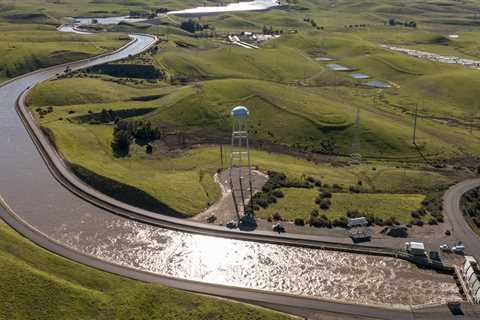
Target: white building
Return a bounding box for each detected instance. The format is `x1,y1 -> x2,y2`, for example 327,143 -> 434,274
347,217 -> 368,228
405,241 -> 426,256
463,256 -> 480,304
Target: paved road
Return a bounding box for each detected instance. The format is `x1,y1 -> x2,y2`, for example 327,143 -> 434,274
0,32 -> 478,319
443,178 -> 480,260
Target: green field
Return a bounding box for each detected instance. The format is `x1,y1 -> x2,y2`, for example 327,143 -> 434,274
256,188 -> 426,224
0,221 -> 293,320
20,0 -> 480,221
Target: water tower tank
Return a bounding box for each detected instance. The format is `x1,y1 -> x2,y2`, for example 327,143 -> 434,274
231,106 -> 250,118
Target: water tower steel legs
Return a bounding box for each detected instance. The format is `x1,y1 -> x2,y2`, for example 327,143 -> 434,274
229,110 -> 252,220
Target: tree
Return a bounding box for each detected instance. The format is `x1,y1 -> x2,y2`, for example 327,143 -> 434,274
180,19 -> 204,33
111,129 -> 132,157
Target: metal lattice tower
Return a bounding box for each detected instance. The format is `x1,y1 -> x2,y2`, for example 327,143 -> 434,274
350,107 -> 362,164
229,106 -> 253,220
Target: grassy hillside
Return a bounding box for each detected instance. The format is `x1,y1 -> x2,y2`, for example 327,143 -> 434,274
0,23 -> 125,80
16,0 -> 480,219
0,221 -> 293,320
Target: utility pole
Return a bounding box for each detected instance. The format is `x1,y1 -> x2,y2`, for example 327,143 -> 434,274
220,143 -> 224,170
350,107 -> 361,164
412,103 -> 418,145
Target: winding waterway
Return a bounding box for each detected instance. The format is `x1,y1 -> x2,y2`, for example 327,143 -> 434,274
0,31 -> 461,309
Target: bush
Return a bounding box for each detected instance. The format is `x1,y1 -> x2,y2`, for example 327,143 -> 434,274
257,199 -> 268,209
309,214 -> 331,228
411,211 -> 420,219
349,185 -> 360,193
294,218 -> 305,226
414,219 -> 424,226
272,212 -> 282,221
272,190 -> 284,198
306,176 -> 316,184
428,218 -> 438,225
267,195 -> 277,204
374,217 -> 385,226
346,209 -> 362,218
384,218 -> 393,226
319,198 -> 331,210
319,191 -> 332,199
332,217 -> 348,228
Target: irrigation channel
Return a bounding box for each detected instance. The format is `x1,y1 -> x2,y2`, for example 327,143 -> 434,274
0,15 -> 464,312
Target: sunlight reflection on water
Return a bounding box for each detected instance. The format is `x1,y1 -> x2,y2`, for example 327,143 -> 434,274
55,218 -> 461,307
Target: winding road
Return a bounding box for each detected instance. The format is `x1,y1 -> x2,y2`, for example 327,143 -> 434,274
443,178 -> 480,260
1,31 -> 480,319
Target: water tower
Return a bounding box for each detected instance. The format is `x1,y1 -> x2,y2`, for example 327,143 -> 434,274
229,106 -> 253,219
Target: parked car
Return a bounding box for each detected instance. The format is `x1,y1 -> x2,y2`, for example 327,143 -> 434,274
452,245 -> 465,254
226,220 -> 237,229
272,223 -> 285,233
440,244 -> 450,252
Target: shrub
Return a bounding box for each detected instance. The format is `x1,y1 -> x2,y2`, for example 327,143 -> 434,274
273,190 -> 284,198
294,218 -> 305,226
332,184 -> 341,190
319,198 -> 331,210
306,176 -> 316,183
319,191 -> 332,199
346,209 -> 361,218
267,195 -> 277,204
349,185 -> 360,193
332,217 -> 348,228
309,214 -> 331,228
421,199 -> 431,206
384,218 -> 393,226
428,218 -> 438,225
411,211 -> 420,219
257,199 -> 268,209
374,217 -> 385,226
272,212 -> 282,221
414,219 -> 424,226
